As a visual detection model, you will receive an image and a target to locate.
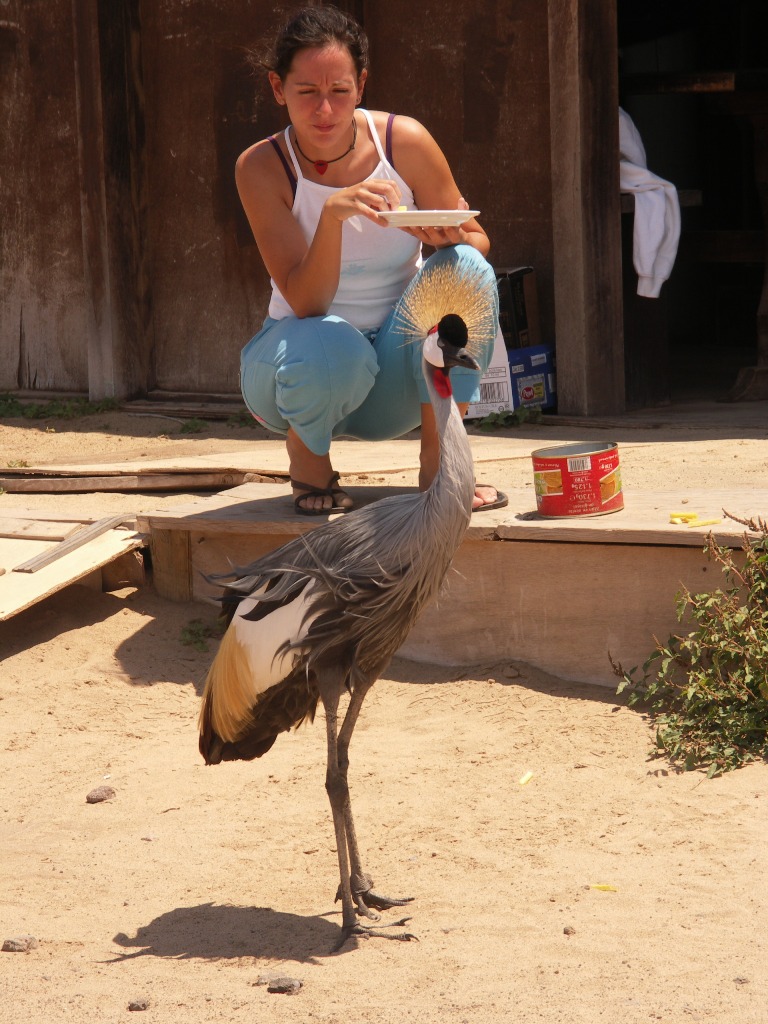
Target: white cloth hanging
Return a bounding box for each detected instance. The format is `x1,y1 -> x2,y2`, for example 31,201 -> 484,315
619,107 -> 681,298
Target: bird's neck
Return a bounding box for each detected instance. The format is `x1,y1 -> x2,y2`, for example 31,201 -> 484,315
425,369 -> 475,529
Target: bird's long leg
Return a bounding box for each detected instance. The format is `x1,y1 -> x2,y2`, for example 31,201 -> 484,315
319,681 -> 357,933
336,679 -> 414,921
319,676 -> 416,947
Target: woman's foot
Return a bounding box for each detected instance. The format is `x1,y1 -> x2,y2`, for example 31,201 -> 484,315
471,484 -> 508,512
287,430 -> 354,514
291,472 -> 354,515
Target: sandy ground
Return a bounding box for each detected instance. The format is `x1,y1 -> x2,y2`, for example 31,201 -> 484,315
1,404 -> 768,1023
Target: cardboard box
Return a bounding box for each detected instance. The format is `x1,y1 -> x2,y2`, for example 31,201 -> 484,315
466,327 -> 514,418
508,344 -> 556,410
467,268 -> 554,419
496,266 -> 542,350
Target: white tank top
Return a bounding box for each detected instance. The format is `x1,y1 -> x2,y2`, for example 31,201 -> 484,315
267,109 -> 422,331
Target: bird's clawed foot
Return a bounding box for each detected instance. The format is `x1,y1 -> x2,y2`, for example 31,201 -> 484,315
359,889 -> 415,912
336,873 -> 415,921
334,918 -> 418,951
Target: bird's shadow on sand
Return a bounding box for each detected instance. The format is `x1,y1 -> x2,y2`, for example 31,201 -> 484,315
109,902 -> 345,963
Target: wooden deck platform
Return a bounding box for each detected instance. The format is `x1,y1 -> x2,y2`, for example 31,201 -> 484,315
137,484 -> 767,688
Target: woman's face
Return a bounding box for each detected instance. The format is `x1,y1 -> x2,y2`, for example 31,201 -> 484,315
269,44 -> 366,150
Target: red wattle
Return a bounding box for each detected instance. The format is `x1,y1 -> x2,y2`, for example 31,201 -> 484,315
433,368 -> 452,399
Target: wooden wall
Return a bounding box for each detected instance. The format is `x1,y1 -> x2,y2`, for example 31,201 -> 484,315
0,0 -> 624,413
0,0 -> 89,393
364,0 -> 556,342
139,0 -> 272,395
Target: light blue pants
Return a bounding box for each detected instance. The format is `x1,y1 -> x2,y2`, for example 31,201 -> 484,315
240,244 -> 499,455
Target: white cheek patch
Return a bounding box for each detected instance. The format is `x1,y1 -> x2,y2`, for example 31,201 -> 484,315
423,329 -> 445,367
233,586 -> 321,698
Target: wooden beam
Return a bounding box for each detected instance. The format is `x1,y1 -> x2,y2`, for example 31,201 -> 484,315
547,0 -> 625,415
12,514 -> 128,573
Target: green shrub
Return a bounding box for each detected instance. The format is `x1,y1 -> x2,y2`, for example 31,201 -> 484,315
613,515 -> 768,777
473,406 -> 542,430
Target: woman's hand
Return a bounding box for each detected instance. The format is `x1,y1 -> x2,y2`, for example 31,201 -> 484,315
323,177 -> 402,225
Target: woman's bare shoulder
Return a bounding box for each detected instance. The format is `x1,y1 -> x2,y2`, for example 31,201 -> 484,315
367,110 -> 426,139
236,137 -> 280,179
236,136 -> 294,210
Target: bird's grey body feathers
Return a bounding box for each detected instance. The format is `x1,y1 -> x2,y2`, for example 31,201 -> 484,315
199,354 -> 474,766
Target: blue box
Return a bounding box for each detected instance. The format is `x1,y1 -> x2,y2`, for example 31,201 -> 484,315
508,345 -> 556,410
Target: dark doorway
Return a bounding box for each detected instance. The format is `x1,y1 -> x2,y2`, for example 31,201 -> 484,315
618,0 -> 768,403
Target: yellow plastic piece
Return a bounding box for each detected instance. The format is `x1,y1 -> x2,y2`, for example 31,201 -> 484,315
590,884 -> 618,892
518,771 -> 534,786
669,510 -> 721,528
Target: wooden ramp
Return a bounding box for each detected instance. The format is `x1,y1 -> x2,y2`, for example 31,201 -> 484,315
0,510 -> 145,621
137,484 -> 767,688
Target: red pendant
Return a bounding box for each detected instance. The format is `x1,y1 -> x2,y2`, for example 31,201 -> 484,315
314,160 -> 328,175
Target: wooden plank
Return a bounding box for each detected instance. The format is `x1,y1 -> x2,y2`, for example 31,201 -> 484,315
13,515 -> 128,573
0,472 -> 247,494
0,528 -> 143,621
620,71 -> 737,95
0,537 -> 55,574
0,509 -> 102,524
0,519 -> 81,541
0,434 -> 522,480
620,71 -> 768,97
621,189 -> 703,213
0,463 -> 255,478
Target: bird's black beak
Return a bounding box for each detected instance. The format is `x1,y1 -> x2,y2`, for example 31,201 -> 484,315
438,340 -> 481,373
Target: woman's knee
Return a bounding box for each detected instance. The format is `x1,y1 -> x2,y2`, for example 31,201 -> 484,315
275,316 -> 378,393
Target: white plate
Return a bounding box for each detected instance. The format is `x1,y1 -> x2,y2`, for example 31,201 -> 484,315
379,209 -> 480,227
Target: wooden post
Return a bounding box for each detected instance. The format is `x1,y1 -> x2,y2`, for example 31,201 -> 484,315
547,0 -> 625,415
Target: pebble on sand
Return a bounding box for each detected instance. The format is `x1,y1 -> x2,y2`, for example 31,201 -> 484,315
86,785 -> 116,804
2,936 -> 39,952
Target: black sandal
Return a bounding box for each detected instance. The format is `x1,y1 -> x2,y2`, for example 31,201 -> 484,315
471,485 -> 509,513
291,472 -> 354,516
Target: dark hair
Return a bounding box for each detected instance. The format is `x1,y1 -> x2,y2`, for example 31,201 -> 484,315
252,4 -> 369,80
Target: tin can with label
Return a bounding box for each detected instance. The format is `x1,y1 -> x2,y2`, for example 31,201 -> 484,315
532,442 -> 623,517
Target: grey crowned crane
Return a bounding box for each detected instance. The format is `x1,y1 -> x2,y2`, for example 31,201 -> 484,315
199,299 -> 490,947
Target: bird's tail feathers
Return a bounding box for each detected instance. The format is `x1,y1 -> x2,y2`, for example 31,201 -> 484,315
198,627 -> 259,759
198,626 -> 320,765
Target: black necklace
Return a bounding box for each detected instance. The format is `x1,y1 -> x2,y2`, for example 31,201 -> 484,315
293,118 -> 357,175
